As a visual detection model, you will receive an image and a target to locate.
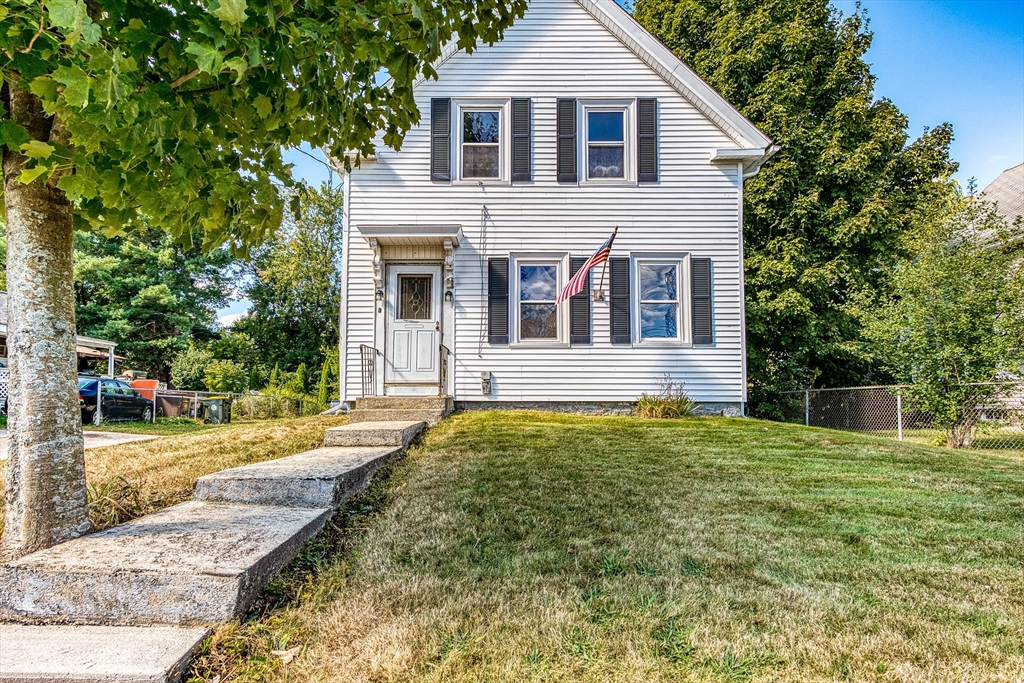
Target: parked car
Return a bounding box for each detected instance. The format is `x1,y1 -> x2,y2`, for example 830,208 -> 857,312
78,377 -> 154,424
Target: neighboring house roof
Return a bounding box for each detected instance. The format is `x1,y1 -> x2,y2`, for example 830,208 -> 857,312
981,163 -> 1024,228
334,0 -> 776,173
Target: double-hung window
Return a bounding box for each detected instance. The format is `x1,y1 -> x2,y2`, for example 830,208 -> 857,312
461,109 -> 501,179
518,262 -> 560,341
586,110 -> 626,179
637,261 -> 682,342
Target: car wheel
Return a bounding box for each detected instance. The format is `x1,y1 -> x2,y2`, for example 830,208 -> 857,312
141,407 -> 153,422
82,409 -> 96,425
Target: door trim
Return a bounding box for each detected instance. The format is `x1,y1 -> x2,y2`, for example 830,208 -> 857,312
384,262 -> 443,392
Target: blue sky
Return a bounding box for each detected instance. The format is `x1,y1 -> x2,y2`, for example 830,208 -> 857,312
832,0 -> 1023,190
219,0 -> 1024,322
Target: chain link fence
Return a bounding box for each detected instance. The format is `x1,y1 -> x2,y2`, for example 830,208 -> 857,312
774,382 -> 1024,454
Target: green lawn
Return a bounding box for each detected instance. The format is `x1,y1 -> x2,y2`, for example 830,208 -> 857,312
191,411 -> 1024,683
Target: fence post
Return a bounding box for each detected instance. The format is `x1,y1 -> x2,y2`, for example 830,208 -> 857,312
193,391 -> 199,420
897,392 -> 903,442
152,391 -> 157,423
95,381 -> 102,425
804,390 -> 810,427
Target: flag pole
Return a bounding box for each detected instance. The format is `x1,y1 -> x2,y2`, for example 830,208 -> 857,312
594,225 -> 617,302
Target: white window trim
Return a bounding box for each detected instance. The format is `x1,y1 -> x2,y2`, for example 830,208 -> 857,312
580,99 -> 635,183
632,253 -> 692,346
453,98 -> 510,184
511,253 -> 570,347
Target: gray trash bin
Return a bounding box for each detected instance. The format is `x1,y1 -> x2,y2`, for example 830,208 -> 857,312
202,397 -> 232,424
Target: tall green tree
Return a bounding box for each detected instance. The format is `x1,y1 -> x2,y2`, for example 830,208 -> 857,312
1,0 -> 526,558
235,183 -> 344,371
73,229 -> 236,381
633,0 -> 958,410
860,196 -> 1024,448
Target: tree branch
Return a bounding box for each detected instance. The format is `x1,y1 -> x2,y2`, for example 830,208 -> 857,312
169,68 -> 202,89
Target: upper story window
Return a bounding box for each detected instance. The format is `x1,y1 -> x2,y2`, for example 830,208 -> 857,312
587,110 -> 625,179
461,109 -> 501,179
518,262 -> 560,341
638,261 -> 681,341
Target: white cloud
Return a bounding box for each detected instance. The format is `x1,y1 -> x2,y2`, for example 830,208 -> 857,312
218,313 -> 245,328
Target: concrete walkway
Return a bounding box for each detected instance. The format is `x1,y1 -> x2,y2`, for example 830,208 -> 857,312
0,429 -> 160,461
0,420 -> 427,682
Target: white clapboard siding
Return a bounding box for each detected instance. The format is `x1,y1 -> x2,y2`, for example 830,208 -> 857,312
341,0 -> 752,405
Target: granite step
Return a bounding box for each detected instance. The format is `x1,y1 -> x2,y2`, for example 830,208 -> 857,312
0,624 -> 210,683
193,445 -> 399,508
324,420 -> 426,448
348,409 -> 446,425
0,501 -> 331,626
356,396 -> 453,411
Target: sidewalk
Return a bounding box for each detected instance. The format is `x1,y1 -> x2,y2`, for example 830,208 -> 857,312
0,430 -> 160,461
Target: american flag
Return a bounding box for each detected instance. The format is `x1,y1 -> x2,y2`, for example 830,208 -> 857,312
556,229 -> 617,304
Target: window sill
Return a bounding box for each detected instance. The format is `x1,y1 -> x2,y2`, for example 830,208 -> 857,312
635,339 -> 693,348
511,341 -> 570,349
452,178 -> 507,186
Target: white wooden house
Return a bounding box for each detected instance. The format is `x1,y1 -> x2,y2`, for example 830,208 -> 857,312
336,0 -> 776,415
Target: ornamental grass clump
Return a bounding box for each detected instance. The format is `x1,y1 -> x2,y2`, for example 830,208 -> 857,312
633,377 -> 697,418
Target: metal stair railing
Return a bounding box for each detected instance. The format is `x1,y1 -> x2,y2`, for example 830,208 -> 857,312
359,344 -> 380,397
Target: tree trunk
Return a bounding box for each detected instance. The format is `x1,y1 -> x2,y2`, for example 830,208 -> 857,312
1,87 -> 90,561
946,415 -> 977,450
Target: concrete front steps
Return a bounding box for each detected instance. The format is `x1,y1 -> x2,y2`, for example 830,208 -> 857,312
349,396 -> 453,425
0,419 -> 429,682
0,501 -> 334,626
325,420 -> 427,447
0,624 -> 210,683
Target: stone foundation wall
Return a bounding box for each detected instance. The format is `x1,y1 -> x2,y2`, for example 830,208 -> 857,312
455,401 -> 744,417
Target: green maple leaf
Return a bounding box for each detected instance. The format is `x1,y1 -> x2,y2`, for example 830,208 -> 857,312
212,0 -> 248,25
21,140 -> 55,159
45,0 -> 85,31
52,65 -> 91,108
0,120 -> 32,148
185,42 -> 224,75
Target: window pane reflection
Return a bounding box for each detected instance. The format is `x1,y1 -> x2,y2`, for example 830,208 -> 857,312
521,303 -> 558,339
640,303 -> 678,339
464,111 -> 500,142
639,264 -> 676,301
588,111 -> 624,142
520,265 -> 558,301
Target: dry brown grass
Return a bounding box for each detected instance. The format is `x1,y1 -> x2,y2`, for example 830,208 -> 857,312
194,411 -> 1024,683
1,415 -> 348,531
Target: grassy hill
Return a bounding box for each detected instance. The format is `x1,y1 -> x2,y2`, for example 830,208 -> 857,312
193,411 -> 1024,682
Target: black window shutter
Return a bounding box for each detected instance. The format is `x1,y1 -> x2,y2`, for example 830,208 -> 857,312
609,257 -> 631,344
569,257 -> 591,344
430,98 -> 451,181
511,98 -> 531,182
488,257 -> 510,344
637,98 -> 658,183
556,98 -> 577,183
691,257 -> 713,344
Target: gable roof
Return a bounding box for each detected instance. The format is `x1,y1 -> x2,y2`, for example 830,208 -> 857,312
575,0 -> 772,151
424,0 -> 772,150
335,0 -> 777,171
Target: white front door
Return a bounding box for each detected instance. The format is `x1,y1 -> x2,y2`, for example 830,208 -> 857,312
385,264 -> 442,387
